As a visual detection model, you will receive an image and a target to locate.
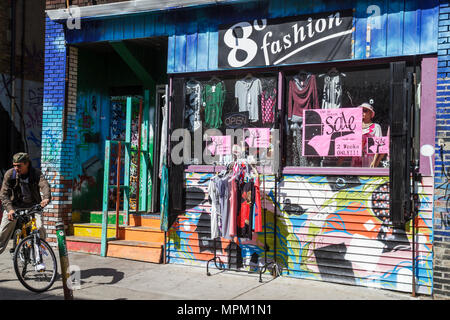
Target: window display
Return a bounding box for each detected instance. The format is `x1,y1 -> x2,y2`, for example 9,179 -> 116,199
284,65 -> 402,168
180,72 -> 278,165
174,63 -> 417,169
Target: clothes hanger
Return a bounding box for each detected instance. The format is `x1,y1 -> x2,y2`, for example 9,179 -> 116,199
328,67 -> 346,77
210,76 -> 221,83
294,70 -> 310,83
244,73 -> 253,80
187,78 -> 199,85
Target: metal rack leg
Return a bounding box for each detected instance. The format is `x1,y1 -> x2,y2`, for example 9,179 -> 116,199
259,174 -> 282,282
206,238 -> 224,276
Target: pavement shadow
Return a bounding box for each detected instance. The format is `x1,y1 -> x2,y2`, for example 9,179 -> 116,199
0,285 -> 60,300
80,268 -> 125,285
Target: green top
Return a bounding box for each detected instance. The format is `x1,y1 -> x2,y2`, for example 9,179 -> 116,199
202,81 -> 226,129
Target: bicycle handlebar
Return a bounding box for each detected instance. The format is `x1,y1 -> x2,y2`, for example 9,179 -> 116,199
13,204 -> 43,219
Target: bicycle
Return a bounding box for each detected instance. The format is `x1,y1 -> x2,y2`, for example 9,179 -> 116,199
11,204 -> 58,293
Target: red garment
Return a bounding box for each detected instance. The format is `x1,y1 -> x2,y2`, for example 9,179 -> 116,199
253,177 -> 263,233
237,181 -> 253,239
288,75 -> 319,119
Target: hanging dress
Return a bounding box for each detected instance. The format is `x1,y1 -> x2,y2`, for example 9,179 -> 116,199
203,81 -> 226,129
208,176 -> 221,239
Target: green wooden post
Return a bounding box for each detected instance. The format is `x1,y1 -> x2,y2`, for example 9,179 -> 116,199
140,91 -> 150,212
56,223 -> 74,300
101,140 -> 111,257
124,97 -> 132,224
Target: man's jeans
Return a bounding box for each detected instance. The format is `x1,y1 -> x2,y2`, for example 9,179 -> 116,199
0,210 -> 46,255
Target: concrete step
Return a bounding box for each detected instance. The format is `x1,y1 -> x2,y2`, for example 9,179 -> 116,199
66,236 -> 163,263
71,223 -> 118,238
66,236 -> 102,255
72,211 -> 161,227
107,240 -> 163,263
128,214 -> 161,228
71,222 -> 164,242
118,226 -> 164,243
72,211 -> 126,224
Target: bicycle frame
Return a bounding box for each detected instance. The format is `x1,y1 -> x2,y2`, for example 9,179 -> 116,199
14,214 -> 39,248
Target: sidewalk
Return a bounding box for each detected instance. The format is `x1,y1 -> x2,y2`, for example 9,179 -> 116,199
0,242 -> 430,300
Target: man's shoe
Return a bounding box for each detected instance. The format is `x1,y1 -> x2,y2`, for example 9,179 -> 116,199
35,263 -> 46,272
9,248 -> 15,254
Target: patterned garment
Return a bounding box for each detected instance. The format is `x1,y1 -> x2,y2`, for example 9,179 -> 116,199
291,123 -> 309,167
321,74 -> 342,109
110,101 -> 126,140
185,81 -> 202,132
261,88 -> 276,124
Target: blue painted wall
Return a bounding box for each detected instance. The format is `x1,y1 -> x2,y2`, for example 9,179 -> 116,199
42,16 -> 76,242
65,0 -> 439,73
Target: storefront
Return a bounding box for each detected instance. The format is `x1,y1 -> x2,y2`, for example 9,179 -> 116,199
43,0 -> 443,296
161,3 -> 438,296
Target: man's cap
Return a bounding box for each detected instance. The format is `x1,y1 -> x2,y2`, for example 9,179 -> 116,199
13,152 -> 30,163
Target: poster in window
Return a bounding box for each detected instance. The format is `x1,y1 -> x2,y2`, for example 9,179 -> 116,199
245,128 -> 271,148
303,108 -> 362,157
367,136 -> 389,155
207,135 -> 232,156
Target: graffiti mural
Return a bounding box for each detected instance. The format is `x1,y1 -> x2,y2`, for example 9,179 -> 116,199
73,92 -> 105,211
0,74 -> 43,168
108,97 -> 142,211
167,173 -> 433,295
435,177 -> 450,232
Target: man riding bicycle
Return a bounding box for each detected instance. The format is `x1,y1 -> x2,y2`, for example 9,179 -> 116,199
0,153 -> 51,270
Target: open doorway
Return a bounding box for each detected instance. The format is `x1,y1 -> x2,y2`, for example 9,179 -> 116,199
72,36 -> 168,218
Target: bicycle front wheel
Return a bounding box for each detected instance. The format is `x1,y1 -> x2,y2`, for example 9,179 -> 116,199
13,235 -> 58,293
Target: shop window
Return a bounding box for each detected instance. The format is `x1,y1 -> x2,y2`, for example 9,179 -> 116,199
174,72 -> 278,166
283,65 -> 393,169
171,63 -> 420,171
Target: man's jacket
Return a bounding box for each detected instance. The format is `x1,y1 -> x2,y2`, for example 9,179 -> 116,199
0,167 -> 51,212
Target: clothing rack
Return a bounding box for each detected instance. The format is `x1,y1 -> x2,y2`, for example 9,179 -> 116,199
259,81 -> 283,281
258,167 -> 282,282
206,161 -> 233,276
205,158 -> 282,282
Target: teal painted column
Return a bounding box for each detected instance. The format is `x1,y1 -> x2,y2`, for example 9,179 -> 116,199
100,140 -> 111,257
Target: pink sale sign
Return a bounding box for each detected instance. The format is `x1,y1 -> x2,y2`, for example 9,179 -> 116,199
303,108 -> 362,157
245,128 -> 271,148
367,136 -> 389,154
207,135 -> 232,155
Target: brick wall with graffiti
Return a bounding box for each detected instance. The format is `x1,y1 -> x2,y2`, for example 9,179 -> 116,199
0,0 -> 45,172
432,1 -> 450,299
0,75 -> 44,170
167,172 -> 433,295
